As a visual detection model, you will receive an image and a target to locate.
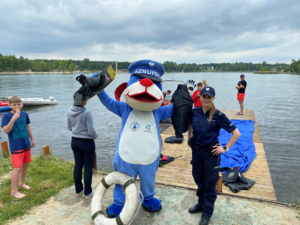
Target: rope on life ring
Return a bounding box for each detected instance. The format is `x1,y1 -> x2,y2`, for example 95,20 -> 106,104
91,172 -> 139,225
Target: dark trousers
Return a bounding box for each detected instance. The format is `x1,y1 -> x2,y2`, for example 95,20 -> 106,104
191,147 -> 219,217
175,127 -> 183,138
171,115 -> 183,139
71,137 -> 95,195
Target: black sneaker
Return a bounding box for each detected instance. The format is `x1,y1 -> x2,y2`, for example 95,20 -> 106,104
199,215 -> 210,225
188,205 -> 202,214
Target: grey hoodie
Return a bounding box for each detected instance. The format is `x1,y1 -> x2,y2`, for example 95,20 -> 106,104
67,105 -> 98,139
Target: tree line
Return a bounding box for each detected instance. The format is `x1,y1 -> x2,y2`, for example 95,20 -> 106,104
290,59 -> 300,73
162,61 -> 293,73
0,54 -> 299,74
0,54 -> 131,73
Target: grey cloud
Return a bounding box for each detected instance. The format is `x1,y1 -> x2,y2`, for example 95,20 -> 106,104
0,0 -> 299,62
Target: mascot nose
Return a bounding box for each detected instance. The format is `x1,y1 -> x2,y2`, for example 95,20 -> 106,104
140,78 -> 153,87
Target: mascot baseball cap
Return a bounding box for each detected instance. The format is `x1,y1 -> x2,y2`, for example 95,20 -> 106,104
201,86 -> 215,97
128,60 -> 165,82
240,74 -> 245,77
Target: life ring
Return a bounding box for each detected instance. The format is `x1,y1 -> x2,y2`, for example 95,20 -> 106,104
91,172 -> 139,225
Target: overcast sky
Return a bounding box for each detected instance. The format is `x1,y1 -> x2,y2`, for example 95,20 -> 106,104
1,0 -> 299,63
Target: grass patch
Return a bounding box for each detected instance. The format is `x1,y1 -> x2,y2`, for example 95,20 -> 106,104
0,157 -> 13,176
0,155 -> 74,224
295,199 -> 300,219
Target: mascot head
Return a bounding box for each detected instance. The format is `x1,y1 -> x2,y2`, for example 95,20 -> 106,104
115,60 -> 164,111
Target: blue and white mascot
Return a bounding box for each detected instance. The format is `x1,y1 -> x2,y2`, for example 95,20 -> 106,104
95,60 -> 193,218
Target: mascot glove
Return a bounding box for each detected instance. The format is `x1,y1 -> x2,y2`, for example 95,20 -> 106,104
186,79 -> 196,94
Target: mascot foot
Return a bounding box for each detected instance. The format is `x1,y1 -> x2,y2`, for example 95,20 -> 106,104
142,198 -> 162,212
106,203 -> 123,218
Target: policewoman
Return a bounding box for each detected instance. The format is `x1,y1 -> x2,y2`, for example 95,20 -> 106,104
187,86 -> 240,225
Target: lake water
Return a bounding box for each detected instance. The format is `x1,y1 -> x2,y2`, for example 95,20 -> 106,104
0,72 -> 299,203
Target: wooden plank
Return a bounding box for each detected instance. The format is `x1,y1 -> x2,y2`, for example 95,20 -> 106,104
158,109 -> 277,201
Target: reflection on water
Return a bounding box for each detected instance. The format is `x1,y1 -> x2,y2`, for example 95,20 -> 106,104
0,72 -> 299,203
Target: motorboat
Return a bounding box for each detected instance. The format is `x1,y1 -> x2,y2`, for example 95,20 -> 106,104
0,97 -> 58,111
21,97 -> 58,106
161,79 -> 185,123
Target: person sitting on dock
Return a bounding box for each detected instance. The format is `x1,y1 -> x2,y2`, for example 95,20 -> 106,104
236,74 -> 247,115
67,93 -> 98,199
191,82 -> 203,108
187,87 -> 240,225
1,96 -> 35,199
163,90 -> 171,105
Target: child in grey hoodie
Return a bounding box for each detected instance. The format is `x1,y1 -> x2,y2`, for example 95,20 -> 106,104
67,99 -> 98,199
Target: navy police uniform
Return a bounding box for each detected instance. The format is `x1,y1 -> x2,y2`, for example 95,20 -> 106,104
190,87 -> 236,217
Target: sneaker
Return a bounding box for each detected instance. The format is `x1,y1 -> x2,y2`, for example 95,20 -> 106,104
85,190 -> 95,199
76,189 -> 84,197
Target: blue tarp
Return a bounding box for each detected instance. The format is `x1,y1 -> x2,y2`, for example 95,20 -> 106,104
219,119 -> 256,173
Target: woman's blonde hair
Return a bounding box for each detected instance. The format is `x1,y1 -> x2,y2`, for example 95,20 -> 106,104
202,79 -> 207,86
208,102 -> 216,123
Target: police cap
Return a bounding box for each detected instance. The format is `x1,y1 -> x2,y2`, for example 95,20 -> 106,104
201,86 -> 215,97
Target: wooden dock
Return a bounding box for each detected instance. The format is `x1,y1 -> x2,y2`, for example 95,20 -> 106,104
157,109 -> 277,201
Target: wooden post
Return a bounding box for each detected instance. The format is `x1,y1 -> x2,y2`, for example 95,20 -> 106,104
1,141 -> 9,158
46,145 -> 50,155
217,172 -> 223,192
43,145 -> 50,156
93,152 -> 97,170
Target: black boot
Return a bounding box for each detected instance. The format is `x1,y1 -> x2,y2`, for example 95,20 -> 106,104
199,215 -> 210,225
188,205 -> 202,214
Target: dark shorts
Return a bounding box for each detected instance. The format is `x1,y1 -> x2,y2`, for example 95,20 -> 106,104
11,148 -> 31,168
237,93 -> 245,101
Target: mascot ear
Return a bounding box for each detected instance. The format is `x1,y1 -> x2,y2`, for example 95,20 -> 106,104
115,82 -> 128,102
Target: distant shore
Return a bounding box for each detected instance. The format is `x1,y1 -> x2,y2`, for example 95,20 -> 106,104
0,70 -> 296,75
0,70 -> 130,75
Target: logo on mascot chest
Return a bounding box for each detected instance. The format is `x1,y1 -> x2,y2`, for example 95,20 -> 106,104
144,125 -> 152,133
130,122 -> 140,132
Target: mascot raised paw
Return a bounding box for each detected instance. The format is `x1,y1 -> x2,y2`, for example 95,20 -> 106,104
95,60 -> 193,218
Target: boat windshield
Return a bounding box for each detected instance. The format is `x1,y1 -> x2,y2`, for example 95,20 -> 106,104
165,96 -> 172,101
162,79 -> 185,99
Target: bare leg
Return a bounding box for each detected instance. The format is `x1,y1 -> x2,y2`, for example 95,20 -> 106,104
239,100 -> 244,114
11,168 -> 26,199
19,163 -> 30,190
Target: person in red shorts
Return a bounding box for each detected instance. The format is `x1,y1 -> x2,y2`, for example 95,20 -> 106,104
1,96 -> 35,199
236,74 -> 247,115
191,82 -> 203,108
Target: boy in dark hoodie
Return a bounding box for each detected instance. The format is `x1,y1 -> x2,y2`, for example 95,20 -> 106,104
67,95 -> 98,199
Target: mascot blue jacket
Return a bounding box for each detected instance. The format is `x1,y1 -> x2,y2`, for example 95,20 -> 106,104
95,60 -> 193,218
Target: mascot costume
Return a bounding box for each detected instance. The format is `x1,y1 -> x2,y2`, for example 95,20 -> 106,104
94,60 -> 193,218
